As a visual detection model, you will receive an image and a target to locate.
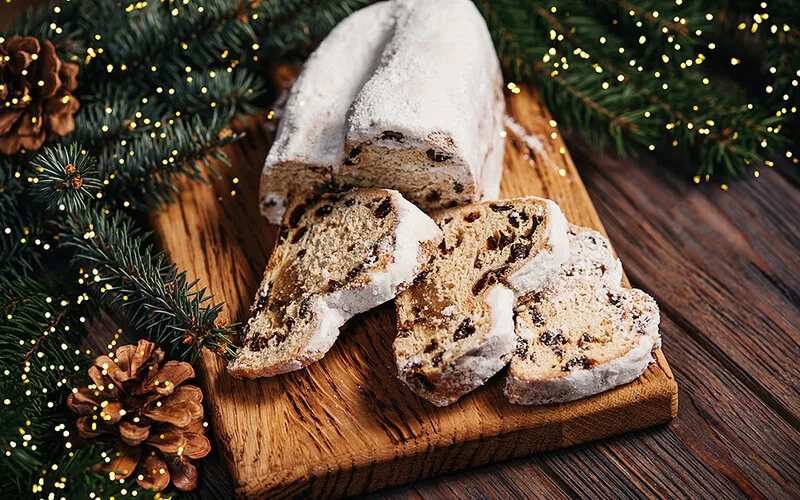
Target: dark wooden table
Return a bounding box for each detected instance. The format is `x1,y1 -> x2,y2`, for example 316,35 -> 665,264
3,2 -> 799,497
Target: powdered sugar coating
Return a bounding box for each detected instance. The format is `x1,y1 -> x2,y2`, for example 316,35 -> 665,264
261,0 -> 506,222
505,331 -> 657,405
479,99 -> 506,201
347,0 -> 500,170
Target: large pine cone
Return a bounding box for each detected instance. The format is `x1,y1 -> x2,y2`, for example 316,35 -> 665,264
0,35 -> 80,155
67,339 -> 211,492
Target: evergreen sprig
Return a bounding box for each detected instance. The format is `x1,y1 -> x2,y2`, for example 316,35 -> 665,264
30,143 -> 102,213
1,143 -> 233,498
6,0 -> 267,211
719,0 -> 800,157
84,0 -> 259,75
31,445 -> 161,500
0,276 -> 87,393
71,107 -> 242,207
1,158 -> 42,278
7,0 -> 85,62
61,208 -> 238,362
0,276 -> 155,499
480,0 -> 795,179
63,75 -> 260,208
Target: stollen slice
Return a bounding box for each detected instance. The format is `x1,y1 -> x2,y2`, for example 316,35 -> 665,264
342,0 -> 505,211
394,197 -> 570,406
229,188 -> 443,379
505,226 -> 662,405
259,2 -> 395,224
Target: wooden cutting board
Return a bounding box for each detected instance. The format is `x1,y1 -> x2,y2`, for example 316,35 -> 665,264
150,83 -> 678,499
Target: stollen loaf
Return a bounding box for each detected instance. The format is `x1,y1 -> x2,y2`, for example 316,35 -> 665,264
260,0 -> 505,224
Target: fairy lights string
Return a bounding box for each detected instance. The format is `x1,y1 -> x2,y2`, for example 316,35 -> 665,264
485,0 -> 797,188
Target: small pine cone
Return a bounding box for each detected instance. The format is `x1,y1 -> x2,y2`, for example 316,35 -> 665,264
67,339 -> 211,492
0,36 -> 80,155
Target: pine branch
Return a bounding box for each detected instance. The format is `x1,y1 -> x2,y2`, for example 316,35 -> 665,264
30,445 -> 160,500
538,2 -> 784,175
64,85 -> 253,207
61,207 -> 237,362
95,112 -> 242,207
6,0 -> 85,62
78,0 -> 371,81
2,141 -> 240,361
481,1 -> 654,154
716,0 -> 800,159
480,0 -> 793,179
0,275 -> 93,493
5,0 -> 265,211
0,276 -> 89,396
601,0 -> 713,66
0,158 -> 43,278
80,0 -> 259,79
29,143 -> 102,213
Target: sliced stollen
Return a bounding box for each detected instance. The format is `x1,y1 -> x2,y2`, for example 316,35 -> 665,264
229,188 -> 443,379
394,197 -> 570,406
342,0 -> 505,211
558,224 -> 623,288
259,2 -> 395,224
505,226 -> 662,405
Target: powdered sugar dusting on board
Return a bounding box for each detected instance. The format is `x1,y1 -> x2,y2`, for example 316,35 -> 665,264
503,115 -> 548,162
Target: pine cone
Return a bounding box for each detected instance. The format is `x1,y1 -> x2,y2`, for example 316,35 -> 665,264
67,339 -> 211,492
0,35 -> 80,155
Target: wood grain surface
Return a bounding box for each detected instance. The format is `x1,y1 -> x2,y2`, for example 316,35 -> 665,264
149,85 -> 677,498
